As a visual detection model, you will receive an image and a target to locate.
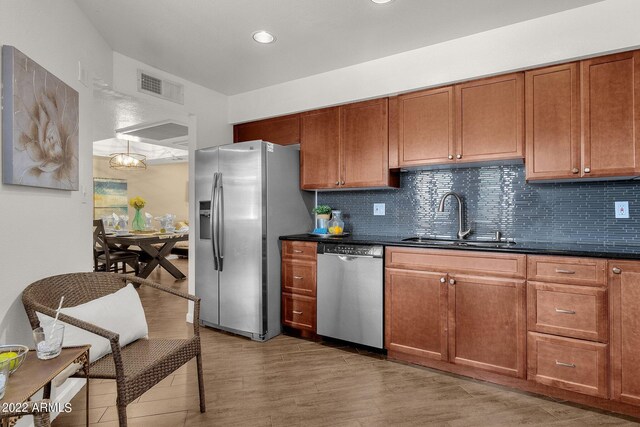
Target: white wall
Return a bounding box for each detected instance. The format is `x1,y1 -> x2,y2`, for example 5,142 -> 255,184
0,0 -> 113,344
110,53 -> 232,321
0,1 -> 113,422
228,0 -> 640,123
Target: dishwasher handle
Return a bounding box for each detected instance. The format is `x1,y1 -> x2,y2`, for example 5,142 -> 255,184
321,253 -> 375,260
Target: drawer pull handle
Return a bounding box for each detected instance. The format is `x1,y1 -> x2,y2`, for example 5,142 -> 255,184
555,269 -> 575,274
555,361 -> 576,368
555,308 -> 576,315
293,310 -> 303,315
293,276 -> 304,280
293,250 -> 303,253
612,267 -> 622,274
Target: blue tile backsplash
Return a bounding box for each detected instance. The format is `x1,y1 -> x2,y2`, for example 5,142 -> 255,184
316,165 -> 640,245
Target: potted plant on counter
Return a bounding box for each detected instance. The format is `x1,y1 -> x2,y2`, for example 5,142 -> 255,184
312,205 -> 332,234
312,205 -> 332,220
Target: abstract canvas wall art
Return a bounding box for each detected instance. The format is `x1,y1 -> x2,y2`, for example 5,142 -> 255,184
93,178 -> 128,219
2,46 -> 79,190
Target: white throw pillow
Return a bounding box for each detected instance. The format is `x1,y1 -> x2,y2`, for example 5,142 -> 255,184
37,283 -> 149,363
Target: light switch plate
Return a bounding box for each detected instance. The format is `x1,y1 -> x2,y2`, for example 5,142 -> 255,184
615,201 -> 630,219
373,203 -> 385,216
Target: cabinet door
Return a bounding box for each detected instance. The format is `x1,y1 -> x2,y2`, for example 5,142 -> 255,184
455,73 -> 524,163
398,87 -> 455,167
448,275 -> 526,378
610,261 -> 640,405
385,269 -> 448,362
234,113 -> 300,145
581,51 -> 640,178
300,107 -> 341,190
525,63 -> 581,180
340,98 -> 391,188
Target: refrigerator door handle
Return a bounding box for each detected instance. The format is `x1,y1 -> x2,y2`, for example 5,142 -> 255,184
218,173 -> 224,271
211,172 -> 220,271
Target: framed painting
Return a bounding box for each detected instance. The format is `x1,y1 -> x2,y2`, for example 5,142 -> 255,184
2,45 -> 79,190
93,178 -> 128,219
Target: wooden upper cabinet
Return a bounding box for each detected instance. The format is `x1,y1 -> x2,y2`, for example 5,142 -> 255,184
234,113 -> 300,145
525,63 -> 581,181
582,51 -> 640,178
300,107 -> 340,190
609,260 -> 640,406
341,98 -> 391,188
397,86 -> 455,167
455,73 -> 524,163
300,99 -> 398,190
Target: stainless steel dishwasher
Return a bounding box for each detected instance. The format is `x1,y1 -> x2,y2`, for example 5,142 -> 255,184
317,243 -> 384,349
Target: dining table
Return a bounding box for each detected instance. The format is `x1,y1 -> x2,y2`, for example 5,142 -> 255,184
107,232 -> 189,279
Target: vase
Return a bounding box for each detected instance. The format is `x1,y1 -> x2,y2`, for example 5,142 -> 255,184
132,208 -> 145,231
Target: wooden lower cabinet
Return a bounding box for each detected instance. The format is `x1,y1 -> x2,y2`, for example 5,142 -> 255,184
384,247 -> 640,418
609,260 -> 640,406
385,268 -> 448,361
527,281 -> 608,342
282,293 -> 316,332
448,275 -> 526,378
384,247 -> 526,379
527,332 -> 608,398
281,241 -> 317,334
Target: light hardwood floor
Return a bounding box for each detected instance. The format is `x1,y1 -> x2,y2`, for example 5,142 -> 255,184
53,259 -> 638,426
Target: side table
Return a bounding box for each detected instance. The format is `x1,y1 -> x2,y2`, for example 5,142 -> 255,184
0,346 -> 90,427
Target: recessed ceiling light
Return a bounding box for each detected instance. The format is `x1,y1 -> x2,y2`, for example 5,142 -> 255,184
371,0 -> 394,3
252,30 -> 276,44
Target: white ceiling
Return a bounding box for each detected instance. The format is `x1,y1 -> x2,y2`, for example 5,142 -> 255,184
93,88 -> 189,162
75,0 -> 603,95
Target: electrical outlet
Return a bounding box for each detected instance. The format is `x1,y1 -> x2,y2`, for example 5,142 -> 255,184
373,203 -> 385,216
615,201 -> 630,219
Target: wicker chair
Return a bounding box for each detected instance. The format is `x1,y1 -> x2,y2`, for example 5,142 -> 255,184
22,273 -> 206,427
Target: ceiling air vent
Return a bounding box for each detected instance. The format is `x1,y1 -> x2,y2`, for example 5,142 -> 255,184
137,69 -> 184,105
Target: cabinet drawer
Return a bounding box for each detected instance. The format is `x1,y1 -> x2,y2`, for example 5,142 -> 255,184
527,282 -> 608,342
282,293 -> 316,332
386,247 -> 526,278
527,332 -> 608,398
282,260 -> 316,296
282,241 -> 317,261
527,256 -> 606,286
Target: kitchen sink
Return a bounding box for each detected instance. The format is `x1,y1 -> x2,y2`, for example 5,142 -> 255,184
401,237 -> 516,248
401,237 -> 459,245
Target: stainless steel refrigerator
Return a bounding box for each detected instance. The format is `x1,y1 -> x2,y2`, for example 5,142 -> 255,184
195,140 -> 313,341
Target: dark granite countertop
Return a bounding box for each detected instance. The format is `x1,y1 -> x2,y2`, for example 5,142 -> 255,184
280,234 -> 640,260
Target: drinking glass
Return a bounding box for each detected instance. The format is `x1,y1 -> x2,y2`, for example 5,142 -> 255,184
32,323 -> 65,360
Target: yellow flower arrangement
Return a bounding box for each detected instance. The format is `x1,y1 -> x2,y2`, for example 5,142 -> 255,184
129,196 -> 146,210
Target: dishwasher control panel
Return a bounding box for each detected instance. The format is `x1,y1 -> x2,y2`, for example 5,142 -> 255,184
318,243 -> 383,258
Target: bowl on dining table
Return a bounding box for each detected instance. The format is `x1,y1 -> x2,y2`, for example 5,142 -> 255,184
115,229 -> 130,236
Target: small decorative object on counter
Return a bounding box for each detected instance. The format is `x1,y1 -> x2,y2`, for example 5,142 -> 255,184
312,205 -> 332,234
328,210 -> 345,235
129,196 -> 147,231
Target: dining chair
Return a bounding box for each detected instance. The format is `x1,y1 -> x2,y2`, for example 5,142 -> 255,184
93,220 -> 140,275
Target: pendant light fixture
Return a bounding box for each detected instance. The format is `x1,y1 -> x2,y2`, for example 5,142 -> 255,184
109,140 -> 147,170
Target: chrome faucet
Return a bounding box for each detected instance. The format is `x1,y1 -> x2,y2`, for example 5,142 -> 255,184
437,192 -> 471,239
